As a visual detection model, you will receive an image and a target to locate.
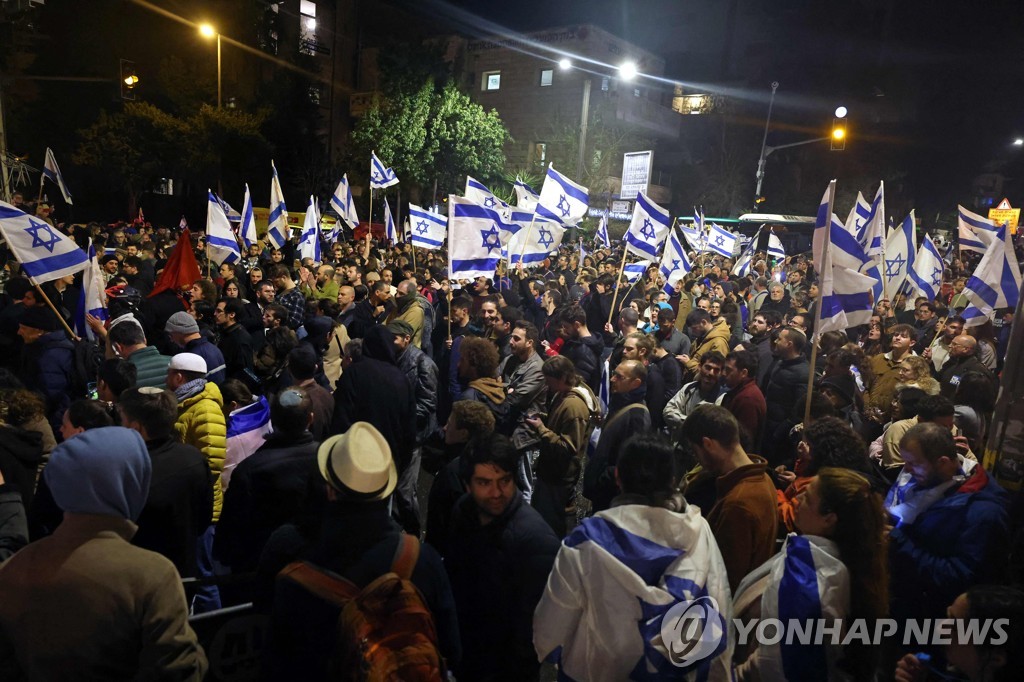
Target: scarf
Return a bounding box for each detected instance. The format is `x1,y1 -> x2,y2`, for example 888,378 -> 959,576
174,377 -> 207,402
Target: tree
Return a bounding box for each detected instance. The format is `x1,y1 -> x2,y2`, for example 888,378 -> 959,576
427,82 -> 510,196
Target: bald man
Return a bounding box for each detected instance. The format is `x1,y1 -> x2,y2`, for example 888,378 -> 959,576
937,334 -> 994,399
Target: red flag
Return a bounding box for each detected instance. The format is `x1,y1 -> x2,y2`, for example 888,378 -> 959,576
149,227 -> 201,298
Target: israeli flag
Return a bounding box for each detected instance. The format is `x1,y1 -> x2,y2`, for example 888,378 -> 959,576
448,195 -> 503,280
659,230 -> 692,294
73,240 -> 108,341
223,396 -> 273,491
859,183 -> 885,257
623,261 -> 651,283
179,215 -> 188,231
623,192 -> 671,260
844,192 -> 869,236
267,160 -> 289,250
42,147 -> 73,205
465,176 -> 511,217
298,195 -> 321,263
240,184 -> 257,249
507,219 -> 566,267
383,199 -> 397,243
694,206 -> 705,233
767,232 -> 785,260
883,211 -> 917,296
408,203 -> 446,249
813,182 -> 877,335
732,227 -> 761,277
707,223 -> 738,258
206,190 -> 241,265
370,151 -> 399,189
330,174 -> 360,229
907,234 -> 945,302
957,204 -> 999,255
595,213 -> 611,248
217,196 -> 242,223
514,177 -> 539,211
536,165 -> 589,226
681,225 -> 704,253
0,200 -> 88,284
962,223 -> 1022,327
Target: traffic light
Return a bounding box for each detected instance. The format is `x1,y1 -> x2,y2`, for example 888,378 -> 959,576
831,117 -> 847,151
120,59 -> 138,100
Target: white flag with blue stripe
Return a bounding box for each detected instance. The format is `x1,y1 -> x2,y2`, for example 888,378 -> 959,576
240,184 -> 257,249
732,227 -> 761,277
957,204 -> 999,255
813,181 -> 877,335
298,195 -> 322,263
707,224 -> 738,258
883,211 -> 917,296
74,240 -> 108,341
465,176 -> 511,217
681,225 -> 704,253
217,196 -> 242,223
206,190 -> 241,265
623,261 -> 651,283
408,203 -> 447,250
623,192 -> 671,260
595,213 -> 611,248
767,232 -> 785,260
383,199 -> 397,243
0,200 -> 89,285
370,151 -> 399,189
659,230 -> 692,294
507,217 -> 565,267
514,177 -> 539,211
42,147 -> 73,205
448,195 -> 503,280
267,160 -> 289,249
536,165 -> 589,226
330,174 -> 360,229
907,234 -> 945,302
859,183 -> 885,257
962,223 -> 1022,327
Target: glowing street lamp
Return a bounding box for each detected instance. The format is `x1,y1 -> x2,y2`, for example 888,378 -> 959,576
558,58 -> 572,70
618,60 -> 638,81
198,23 -> 221,109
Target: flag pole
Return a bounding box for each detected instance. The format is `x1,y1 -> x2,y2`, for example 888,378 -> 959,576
607,246 -> 631,326
34,284 -> 79,341
37,173 -> 44,204
804,182 -> 835,425
446,288 -> 452,342
517,213 -> 538,264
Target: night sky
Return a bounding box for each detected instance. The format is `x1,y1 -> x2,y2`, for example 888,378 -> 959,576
397,0 -> 1024,218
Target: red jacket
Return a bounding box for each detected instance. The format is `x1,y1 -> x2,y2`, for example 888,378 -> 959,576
720,378 -> 767,452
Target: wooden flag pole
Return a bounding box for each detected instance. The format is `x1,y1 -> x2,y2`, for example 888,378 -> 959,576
802,340 -> 821,425
517,213 -> 538,265
368,186 -> 374,241
803,181 -> 834,425
446,288 -> 452,342
35,284 -> 79,341
607,246 -> 631,326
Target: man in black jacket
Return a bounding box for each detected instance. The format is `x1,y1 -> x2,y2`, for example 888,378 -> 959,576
760,326 -> 810,465
215,387 -> 319,574
345,281 -> 391,340
556,304 -> 604,392
118,387 -> 212,578
214,298 -> 254,382
937,335 -> 995,399
444,433 -> 559,681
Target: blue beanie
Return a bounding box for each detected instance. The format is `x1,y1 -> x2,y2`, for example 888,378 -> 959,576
44,426 -> 152,522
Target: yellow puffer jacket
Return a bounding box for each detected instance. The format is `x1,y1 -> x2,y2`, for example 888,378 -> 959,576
175,382 -> 227,523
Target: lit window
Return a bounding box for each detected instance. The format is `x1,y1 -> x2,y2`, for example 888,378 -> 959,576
482,71 -> 501,91
540,69 -> 553,87
300,0 -> 316,16
601,77 -> 610,92
532,142 -> 547,164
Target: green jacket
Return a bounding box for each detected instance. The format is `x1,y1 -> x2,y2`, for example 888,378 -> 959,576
128,346 -> 172,390
176,382 -> 227,523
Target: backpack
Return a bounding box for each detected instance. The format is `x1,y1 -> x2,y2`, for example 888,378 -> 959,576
277,535 -> 445,682
71,337 -> 103,398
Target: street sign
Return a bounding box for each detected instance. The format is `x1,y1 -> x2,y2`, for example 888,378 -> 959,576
989,197 -> 1020,234
620,150 -> 653,200
611,200 -> 632,214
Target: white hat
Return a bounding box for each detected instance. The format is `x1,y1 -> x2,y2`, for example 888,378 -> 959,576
317,422 -> 397,501
168,352 -> 207,374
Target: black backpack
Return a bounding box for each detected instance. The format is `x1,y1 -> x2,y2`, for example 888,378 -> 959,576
71,337 -> 103,398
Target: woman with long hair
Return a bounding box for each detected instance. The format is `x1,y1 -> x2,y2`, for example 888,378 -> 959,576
734,467 -> 889,681
896,355 -> 941,395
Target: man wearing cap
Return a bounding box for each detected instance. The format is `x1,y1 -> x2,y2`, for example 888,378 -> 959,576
18,306 -> 75,431
167,352 -> 227,612
262,422 -> 461,680
216,387 -> 319,576
165,311 -> 226,386
0,426 -> 207,679
108,314 -> 173,390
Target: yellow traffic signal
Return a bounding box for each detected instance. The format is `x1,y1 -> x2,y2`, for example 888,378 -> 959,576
831,118 -> 847,151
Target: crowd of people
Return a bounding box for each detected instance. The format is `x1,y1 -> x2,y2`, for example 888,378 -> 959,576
0,215 -> 1020,681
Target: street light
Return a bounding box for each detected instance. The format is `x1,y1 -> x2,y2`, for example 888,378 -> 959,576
1014,138 -> 1024,147
618,61 -> 638,81
835,106 -> 848,119
198,23 -> 221,109
558,58 -> 572,70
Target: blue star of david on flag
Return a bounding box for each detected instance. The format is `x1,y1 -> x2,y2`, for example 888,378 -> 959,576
714,235 -> 726,247
483,196 -> 496,208
26,220 -> 61,252
885,253 -> 906,279
480,225 -> 501,250
416,220 -> 429,235
639,218 -> 656,240
537,227 -> 554,249
557,195 -> 571,218
931,267 -> 943,288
